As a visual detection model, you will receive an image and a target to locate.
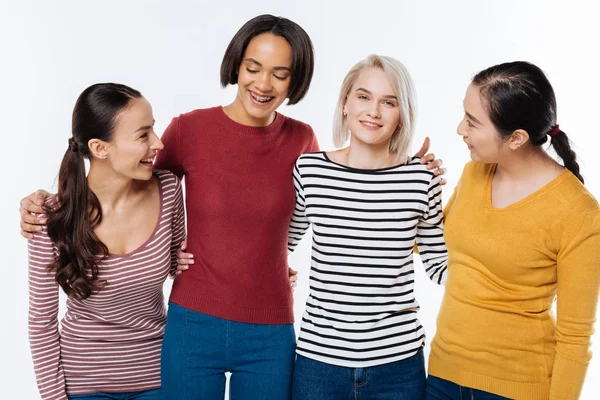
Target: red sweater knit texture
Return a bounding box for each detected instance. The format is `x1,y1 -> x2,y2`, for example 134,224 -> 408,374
154,106 -> 319,324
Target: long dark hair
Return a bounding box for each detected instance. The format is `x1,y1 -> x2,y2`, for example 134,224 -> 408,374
472,61 -> 583,183
46,83 -> 142,300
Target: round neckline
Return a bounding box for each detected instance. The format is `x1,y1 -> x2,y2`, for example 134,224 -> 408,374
216,105 -> 284,136
322,151 -> 414,173
107,173 -> 164,258
485,163 -> 571,211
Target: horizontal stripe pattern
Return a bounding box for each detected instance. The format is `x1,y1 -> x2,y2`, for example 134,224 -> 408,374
28,170 -> 185,399
288,152 -> 447,368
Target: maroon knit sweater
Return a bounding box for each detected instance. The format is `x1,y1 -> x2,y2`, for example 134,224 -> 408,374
154,106 -> 318,324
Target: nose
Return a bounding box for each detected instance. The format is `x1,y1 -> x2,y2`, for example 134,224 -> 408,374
151,132 -> 164,151
366,102 -> 381,119
457,119 -> 467,137
254,71 -> 273,93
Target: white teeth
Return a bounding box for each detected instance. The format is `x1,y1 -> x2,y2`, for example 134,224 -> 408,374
141,158 -> 155,163
250,92 -> 273,102
362,122 -> 379,127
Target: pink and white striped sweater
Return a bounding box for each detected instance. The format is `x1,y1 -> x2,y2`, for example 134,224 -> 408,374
28,170 -> 185,399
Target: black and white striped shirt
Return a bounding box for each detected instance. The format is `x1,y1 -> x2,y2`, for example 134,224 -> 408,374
288,152 -> 448,367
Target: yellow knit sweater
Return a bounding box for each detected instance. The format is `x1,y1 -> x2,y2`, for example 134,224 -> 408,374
428,162 -> 600,400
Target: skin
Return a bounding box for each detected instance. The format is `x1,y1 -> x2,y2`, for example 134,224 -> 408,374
222,33 -> 293,127
86,97 -> 165,254
328,67 -> 404,169
20,39 -> 445,286
176,67 -> 446,279
459,83 -> 564,208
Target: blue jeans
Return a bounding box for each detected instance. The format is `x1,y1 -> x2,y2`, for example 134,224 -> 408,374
426,376 -> 512,399
292,349 -> 426,400
161,302 -> 296,400
67,389 -> 162,399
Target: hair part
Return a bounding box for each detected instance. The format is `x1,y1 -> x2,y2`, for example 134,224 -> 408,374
472,61 -> 583,183
45,83 -> 142,299
332,54 -> 417,164
220,14 -> 314,105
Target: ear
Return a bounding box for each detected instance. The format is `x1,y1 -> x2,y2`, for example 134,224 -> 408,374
508,129 -> 530,150
343,98 -> 348,116
88,138 -> 110,159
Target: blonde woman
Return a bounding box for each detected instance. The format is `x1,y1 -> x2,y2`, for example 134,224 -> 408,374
287,55 -> 448,400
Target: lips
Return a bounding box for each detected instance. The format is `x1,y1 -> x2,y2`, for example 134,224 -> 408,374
249,90 -> 275,105
140,155 -> 156,166
360,120 -> 383,128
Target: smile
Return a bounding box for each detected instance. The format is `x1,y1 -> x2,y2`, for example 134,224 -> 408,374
249,90 -> 275,105
140,156 -> 155,165
359,120 -> 383,129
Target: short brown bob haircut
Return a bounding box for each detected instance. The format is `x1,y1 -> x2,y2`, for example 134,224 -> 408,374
220,14 -> 314,105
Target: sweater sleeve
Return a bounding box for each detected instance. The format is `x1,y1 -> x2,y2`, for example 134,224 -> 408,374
416,173 -> 448,285
287,157 -> 310,253
28,228 -> 68,400
154,116 -> 185,179
550,209 -> 600,399
169,175 -> 187,278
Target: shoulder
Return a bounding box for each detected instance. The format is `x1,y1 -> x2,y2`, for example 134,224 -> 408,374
296,151 -> 326,167
154,169 -> 182,192
554,172 -> 599,216
279,113 -> 315,139
404,157 -> 436,178
170,107 -> 222,130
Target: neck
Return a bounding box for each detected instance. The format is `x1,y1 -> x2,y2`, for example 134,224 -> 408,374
495,146 -> 562,181
87,162 -> 140,210
344,140 -> 398,169
223,98 -> 275,127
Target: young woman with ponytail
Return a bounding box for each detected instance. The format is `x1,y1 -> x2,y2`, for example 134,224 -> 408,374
28,83 -> 185,400
426,62 -> 600,400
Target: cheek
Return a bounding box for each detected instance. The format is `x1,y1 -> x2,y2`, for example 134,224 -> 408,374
274,78 -> 291,96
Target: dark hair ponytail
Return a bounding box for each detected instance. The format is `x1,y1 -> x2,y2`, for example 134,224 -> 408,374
549,130 -> 584,183
472,61 -> 584,183
46,83 -> 142,299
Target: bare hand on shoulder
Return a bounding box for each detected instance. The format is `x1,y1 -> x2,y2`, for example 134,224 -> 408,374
414,137 -> 447,185
20,190 -> 52,238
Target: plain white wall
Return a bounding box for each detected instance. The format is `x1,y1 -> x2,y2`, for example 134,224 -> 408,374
1,0 -> 599,398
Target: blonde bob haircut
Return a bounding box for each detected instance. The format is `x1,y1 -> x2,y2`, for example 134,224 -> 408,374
333,55 -> 417,164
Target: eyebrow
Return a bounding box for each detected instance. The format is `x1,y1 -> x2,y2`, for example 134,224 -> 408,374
135,120 -> 155,133
244,58 -> 291,72
355,88 -> 397,100
464,111 -> 482,126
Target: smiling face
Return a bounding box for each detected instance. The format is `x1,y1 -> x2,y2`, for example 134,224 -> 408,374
101,97 -> 164,180
457,84 -> 510,163
343,67 -> 401,150
232,33 -> 293,126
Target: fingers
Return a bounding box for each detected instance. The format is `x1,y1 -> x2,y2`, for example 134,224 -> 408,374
434,167 -> 447,177
21,196 -> 44,215
414,137 -> 430,158
21,229 -> 35,239
440,178 -> 448,186
289,267 -> 298,291
290,274 -> 298,291
34,190 -> 50,206
176,242 -> 193,273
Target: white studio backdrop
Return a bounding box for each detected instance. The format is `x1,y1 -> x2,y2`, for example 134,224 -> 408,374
1,0 -> 599,398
